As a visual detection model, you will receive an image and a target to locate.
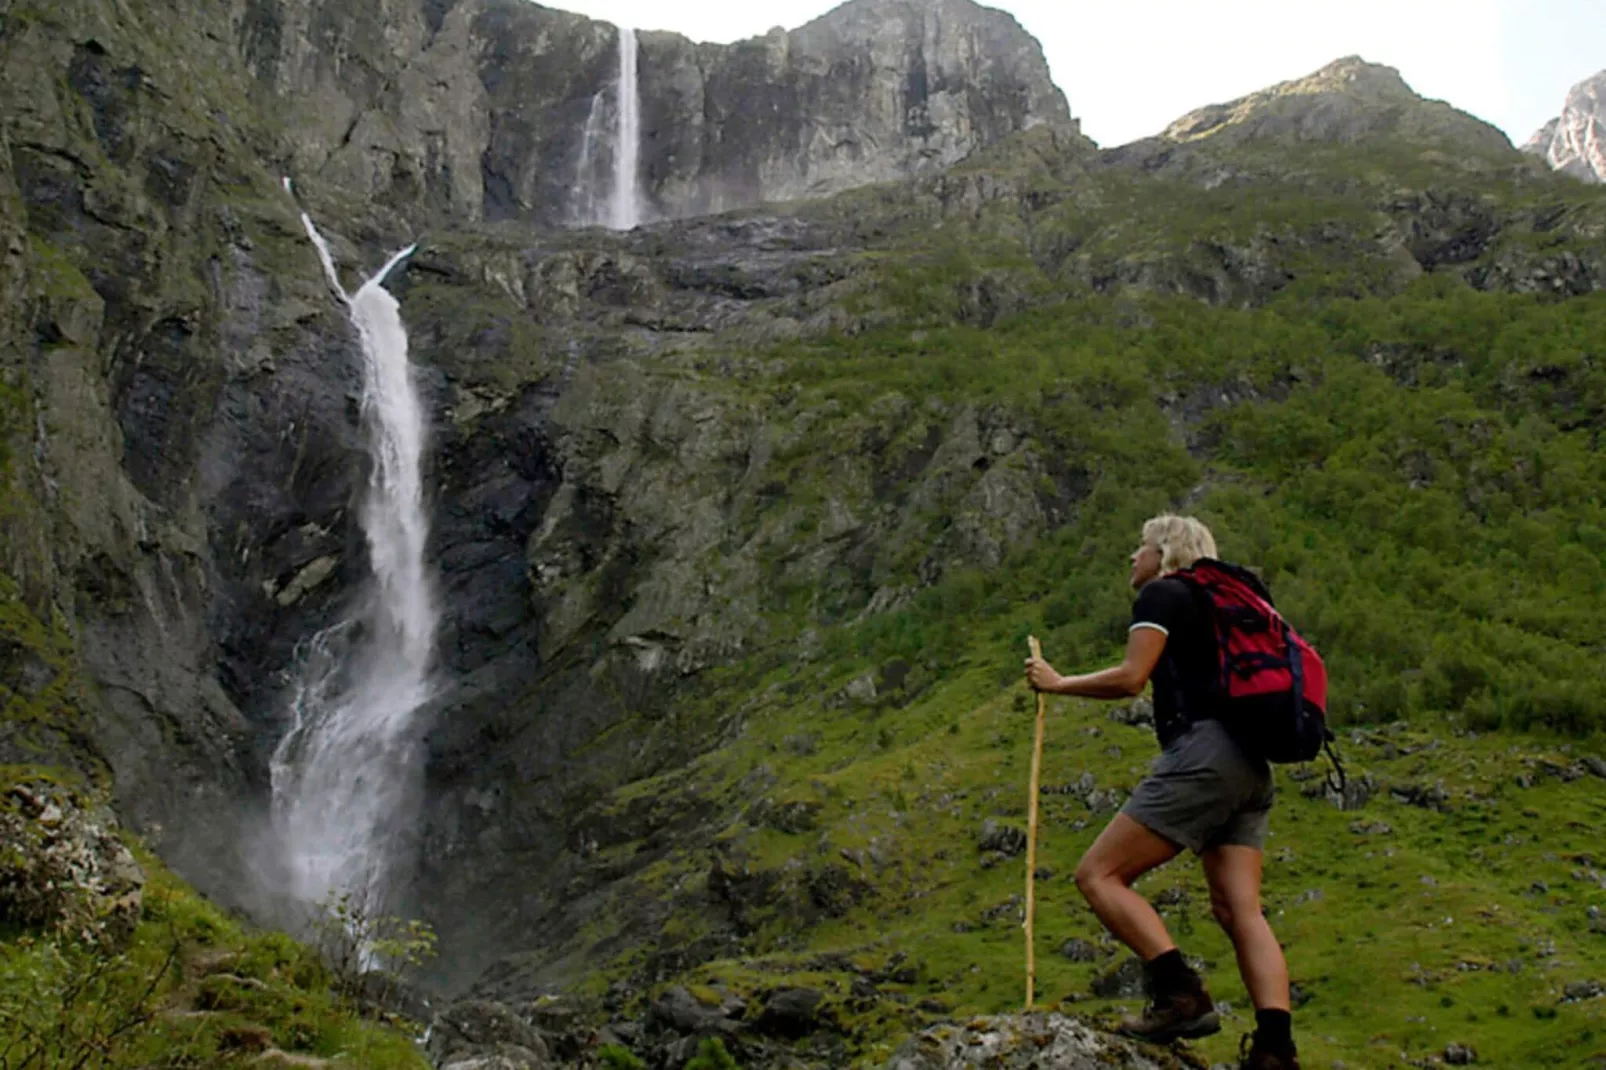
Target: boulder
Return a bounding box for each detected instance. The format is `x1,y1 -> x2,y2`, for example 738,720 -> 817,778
753,986 -> 827,1039
427,1000 -> 552,1069
0,779 -> 145,946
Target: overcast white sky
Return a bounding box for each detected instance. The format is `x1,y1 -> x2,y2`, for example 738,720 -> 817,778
542,0 -> 1604,148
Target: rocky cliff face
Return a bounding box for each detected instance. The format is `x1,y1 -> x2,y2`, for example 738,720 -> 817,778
235,0 -> 1072,227
1523,69 -> 1606,183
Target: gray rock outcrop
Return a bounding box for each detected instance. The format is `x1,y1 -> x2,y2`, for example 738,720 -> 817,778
1523,69 -> 1606,182
237,0 -> 1072,226
0,778 -> 146,946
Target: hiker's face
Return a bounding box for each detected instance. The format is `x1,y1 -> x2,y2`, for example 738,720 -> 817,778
1130,542 -> 1162,589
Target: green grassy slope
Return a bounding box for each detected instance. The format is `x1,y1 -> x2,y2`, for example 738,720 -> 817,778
500,279 -> 1606,1066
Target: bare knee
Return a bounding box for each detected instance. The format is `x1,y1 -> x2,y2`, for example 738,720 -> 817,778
1074,856 -> 1115,900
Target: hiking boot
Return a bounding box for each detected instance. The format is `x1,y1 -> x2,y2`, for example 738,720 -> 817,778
1114,979 -> 1220,1043
1239,1032 -> 1301,1070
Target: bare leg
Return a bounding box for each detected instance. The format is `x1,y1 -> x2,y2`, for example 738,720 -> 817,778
1073,813 -> 1182,959
1202,844 -> 1289,1010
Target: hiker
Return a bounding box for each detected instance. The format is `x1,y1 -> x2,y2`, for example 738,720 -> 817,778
1024,514 -> 1301,1070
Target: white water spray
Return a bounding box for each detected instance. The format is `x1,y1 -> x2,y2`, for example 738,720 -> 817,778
609,27 -> 642,230
572,89 -> 608,226
272,178 -> 437,915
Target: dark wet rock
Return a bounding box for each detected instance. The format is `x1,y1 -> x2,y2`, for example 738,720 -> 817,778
753,986 -> 827,1039
649,986 -> 737,1037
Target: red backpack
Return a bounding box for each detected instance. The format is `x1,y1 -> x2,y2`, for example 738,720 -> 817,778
1174,559 -> 1333,765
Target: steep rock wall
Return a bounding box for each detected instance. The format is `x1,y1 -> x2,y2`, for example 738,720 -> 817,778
232,0 -> 1073,226
1524,69 -> 1606,183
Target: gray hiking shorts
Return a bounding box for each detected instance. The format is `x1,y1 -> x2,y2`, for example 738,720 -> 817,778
1121,718 -> 1275,854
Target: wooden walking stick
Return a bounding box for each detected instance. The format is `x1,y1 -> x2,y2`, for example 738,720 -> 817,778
1024,634 -> 1047,1010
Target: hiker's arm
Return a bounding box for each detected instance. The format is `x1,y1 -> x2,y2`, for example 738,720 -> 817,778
1025,627 -> 1166,699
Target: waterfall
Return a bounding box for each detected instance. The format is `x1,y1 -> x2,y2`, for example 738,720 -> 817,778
271,182 -> 438,917
573,89 -> 608,226
609,26 -> 642,230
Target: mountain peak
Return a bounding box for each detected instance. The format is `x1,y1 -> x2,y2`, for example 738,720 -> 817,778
1158,55 -> 1510,154
1523,69 -> 1606,183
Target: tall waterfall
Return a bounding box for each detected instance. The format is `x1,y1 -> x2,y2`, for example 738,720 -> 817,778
609,26 -> 642,230
574,27 -> 643,229
272,182 -> 438,916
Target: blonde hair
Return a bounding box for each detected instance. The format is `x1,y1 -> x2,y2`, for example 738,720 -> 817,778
1142,514 -> 1218,574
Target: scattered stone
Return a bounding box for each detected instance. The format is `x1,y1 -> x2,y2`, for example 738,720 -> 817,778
1583,756 -> 1606,780
1444,1042 -> 1477,1065
1084,788 -> 1122,815
880,1012 -> 1176,1070
977,819 -> 1027,857
981,896 -> 1023,924
1389,782 -> 1452,812
1107,697 -> 1154,728
1305,772 -> 1374,811
1059,938 -> 1100,963
1563,980 -> 1604,1002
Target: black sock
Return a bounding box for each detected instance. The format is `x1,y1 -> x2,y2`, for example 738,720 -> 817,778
1255,1008 -> 1294,1050
1143,948 -> 1194,992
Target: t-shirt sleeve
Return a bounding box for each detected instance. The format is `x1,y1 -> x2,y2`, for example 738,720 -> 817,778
1130,579 -> 1190,637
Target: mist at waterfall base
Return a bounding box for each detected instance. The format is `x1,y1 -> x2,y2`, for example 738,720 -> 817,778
573,25 -> 643,229
265,189 -> 440,929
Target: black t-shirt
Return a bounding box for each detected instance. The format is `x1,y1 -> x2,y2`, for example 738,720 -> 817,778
1130,577 -> 1220,748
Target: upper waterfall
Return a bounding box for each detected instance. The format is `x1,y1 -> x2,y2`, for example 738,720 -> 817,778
609,26 -> 643,230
